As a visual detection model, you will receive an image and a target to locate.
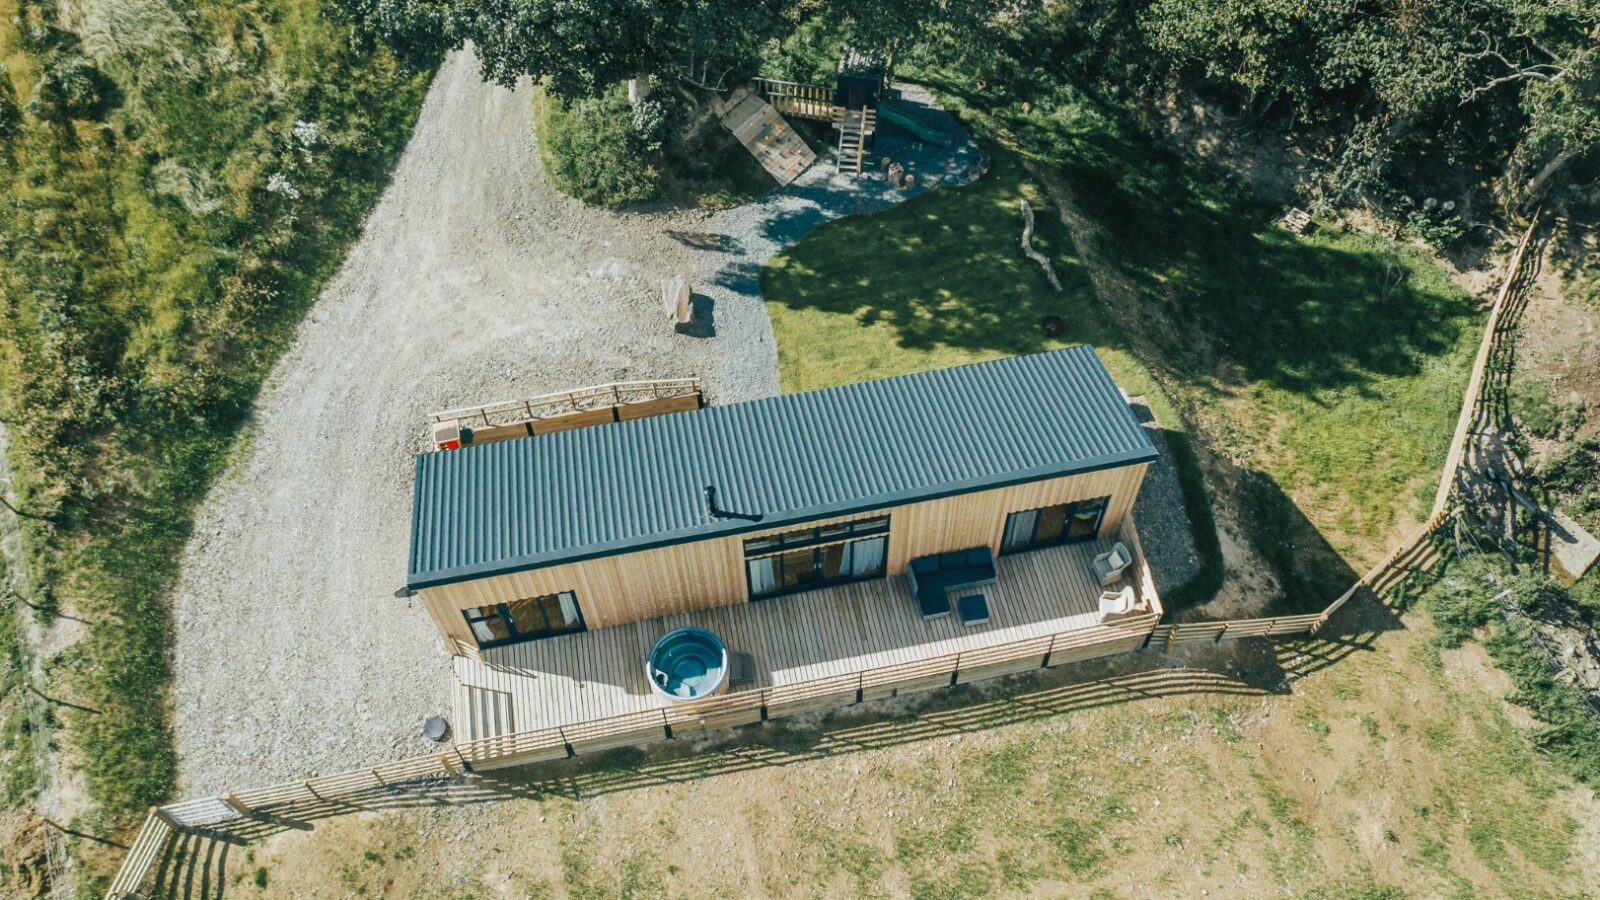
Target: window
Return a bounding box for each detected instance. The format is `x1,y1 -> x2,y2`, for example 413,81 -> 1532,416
1000,497 -> 1109,554
744,518 -> 890,599
462,591 -> 585,647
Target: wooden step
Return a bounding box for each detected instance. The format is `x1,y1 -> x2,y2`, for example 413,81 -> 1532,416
452,680 -> 516,742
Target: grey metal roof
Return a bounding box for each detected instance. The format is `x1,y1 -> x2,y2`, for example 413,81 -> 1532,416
407,346 -> 1157,589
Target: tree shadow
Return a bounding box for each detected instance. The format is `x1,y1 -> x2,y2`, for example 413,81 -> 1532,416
913,75 -> 1479,400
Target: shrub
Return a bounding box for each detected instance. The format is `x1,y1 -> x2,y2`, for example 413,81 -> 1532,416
30,51 -> 116,122
0,64 -> 20,140
537,87 -> 662,207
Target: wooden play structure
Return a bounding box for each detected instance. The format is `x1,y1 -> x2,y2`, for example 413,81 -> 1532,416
718,87 -> 817,185
718,48 -> 891,179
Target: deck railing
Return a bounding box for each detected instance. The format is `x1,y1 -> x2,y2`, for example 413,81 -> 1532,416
429,378 -> 703,428
753,77 -> 835,121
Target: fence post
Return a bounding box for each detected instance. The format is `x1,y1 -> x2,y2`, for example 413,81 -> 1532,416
1263,619 -> 1276,638
304,781 -> 323,801
152,805 -> 180,830
1163,625 -> 1177,653
222,794 -> 253,817
1213,623 -> 1229,644
371,767 -> 386,787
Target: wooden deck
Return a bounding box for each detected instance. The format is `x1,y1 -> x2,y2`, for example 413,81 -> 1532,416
451,536 -> 1150,740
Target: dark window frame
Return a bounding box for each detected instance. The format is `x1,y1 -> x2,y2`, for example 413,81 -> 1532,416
998,496 -> 1111,556
463,590 -> 587,649
744,528 -> 891,601
742,516 -> 889,556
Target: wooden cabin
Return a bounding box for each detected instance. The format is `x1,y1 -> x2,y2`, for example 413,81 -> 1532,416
408,347 -> 1158,659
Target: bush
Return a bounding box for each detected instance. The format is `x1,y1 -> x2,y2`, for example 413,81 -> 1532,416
30,51 -> 116,122
0,64 -> 20,140
537,86 -> 662,207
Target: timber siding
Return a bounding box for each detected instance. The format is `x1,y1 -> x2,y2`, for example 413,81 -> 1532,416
420,462 -> 1146,646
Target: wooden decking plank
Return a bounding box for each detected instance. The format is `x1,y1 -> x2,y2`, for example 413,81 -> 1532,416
451,538 -> 1140,733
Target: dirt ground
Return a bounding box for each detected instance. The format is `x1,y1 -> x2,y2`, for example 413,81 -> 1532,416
169,51 -> 782,796
216,611 -> 1600,899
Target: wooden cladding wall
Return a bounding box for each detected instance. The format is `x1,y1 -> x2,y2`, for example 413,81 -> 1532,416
420,463 -> 1148,649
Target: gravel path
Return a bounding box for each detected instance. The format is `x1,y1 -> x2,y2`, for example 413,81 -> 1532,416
172,59 -> 983,795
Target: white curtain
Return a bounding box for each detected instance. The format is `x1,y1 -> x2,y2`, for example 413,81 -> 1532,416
747,556 -> 778,595
846,537 -> 886,576
1003,509 -> 1038,549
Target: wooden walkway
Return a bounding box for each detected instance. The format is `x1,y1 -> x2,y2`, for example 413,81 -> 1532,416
452,538 -> 1136,739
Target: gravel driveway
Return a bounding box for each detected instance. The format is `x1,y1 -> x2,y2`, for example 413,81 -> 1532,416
171,56 -> 990,795
172,52 -> 778,794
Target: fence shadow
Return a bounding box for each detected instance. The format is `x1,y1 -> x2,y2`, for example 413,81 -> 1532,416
133,597 -> 1400,899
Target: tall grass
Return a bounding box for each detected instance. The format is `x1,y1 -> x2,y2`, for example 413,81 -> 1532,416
0,0 -> 429,857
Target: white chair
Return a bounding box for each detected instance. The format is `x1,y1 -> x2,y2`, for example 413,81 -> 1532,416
1097,586 -> 1137,621
1092,542 -> 1132,587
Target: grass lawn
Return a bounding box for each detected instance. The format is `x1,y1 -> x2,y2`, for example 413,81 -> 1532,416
761,148 -> 1223,608
805,76 -> 1484,614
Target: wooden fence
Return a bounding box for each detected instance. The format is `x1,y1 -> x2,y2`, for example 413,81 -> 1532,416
753,77 -> 835,122
101,217 -> 1545,897
429,378 -> 703,429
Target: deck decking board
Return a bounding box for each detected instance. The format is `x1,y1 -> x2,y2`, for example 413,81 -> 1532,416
455,539 -> 1129,735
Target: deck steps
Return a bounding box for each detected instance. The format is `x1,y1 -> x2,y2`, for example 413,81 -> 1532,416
452,679 -> 515,742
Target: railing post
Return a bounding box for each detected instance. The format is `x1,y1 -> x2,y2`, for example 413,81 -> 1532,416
1264,619 -> 1277,638
1163,625 -> 1177,653
1214,623 -> 1228,644
951,652 -> 961,686
558,726 -> 574,758
1041,633 -> 1057,669
151,805 -> 180,830
371,767 -> 386,787
304,781 -> 323,801
661,709 -> 673,740
222,793 -> 253,817
455,746 -> 473,774
855,672 -> 864,705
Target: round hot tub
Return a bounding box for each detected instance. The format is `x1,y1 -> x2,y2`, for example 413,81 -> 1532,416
646,627 -> 729,702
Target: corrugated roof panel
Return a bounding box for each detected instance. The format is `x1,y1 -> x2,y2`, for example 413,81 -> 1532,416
407,346 -> 1158,588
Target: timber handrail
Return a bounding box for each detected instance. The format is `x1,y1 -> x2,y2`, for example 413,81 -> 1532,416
1432,213 -> 1541,514
429,378 -> 702,427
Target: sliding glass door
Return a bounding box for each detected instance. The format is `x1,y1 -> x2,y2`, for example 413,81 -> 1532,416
1000,497 -> 1110,555
745,517 -> 890,600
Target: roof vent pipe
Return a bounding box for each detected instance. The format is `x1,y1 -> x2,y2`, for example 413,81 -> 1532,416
704,485 -> 720,518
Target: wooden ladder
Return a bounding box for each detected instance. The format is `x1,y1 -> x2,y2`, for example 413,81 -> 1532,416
835,108 -> 872,176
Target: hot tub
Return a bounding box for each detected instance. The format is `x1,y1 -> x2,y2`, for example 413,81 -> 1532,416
646,627 -> 728,702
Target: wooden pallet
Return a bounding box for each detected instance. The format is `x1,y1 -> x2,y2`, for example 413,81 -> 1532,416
720,88 -> 817,185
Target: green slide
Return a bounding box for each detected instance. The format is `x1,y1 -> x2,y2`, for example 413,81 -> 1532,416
876,97 -> 955,147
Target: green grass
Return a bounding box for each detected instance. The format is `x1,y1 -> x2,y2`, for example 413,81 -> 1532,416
905,73 -> 1482,611
761,146 -> 1225,608
0,0 -> 430,859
